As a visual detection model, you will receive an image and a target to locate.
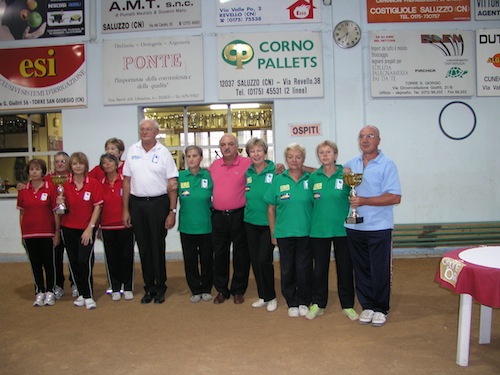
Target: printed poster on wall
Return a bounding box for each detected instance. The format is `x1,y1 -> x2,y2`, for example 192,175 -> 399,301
216,0 -> 321,26
103,36 -> 203,105
476,0 -> 500,20
476,29 -> 500,96
367,0 -> 470,23
370,30 -> 475,97
0,0 -> 85,41
217,31 -> 323,100
0,44 -> 87,110
101,0 -> 201,33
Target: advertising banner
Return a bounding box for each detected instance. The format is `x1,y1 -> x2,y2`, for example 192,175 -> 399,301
0,44 -> 87,110
216,0 -> 321,26
367,0 -> 470,23
103,36 -> 204,105
476,29 -> 500,96
0,0 -> 84,41
475,0 -> 500,20
370,30 -> 475,97
217,31 -> 323,100
101,0 -> 201,33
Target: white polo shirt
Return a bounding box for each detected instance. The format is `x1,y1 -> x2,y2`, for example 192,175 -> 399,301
123,140 -> 179,197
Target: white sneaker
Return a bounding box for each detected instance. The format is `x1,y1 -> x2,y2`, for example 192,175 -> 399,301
252,298 -> 266,308
71,284 -> 79,298
266,298 -> 278,312
54,285 -> 64,300
299,305 -> 309,317
123,291 -> 134,300
85,298 -> 97,310
106,288 -> 112,295
33,292 -> 45,307
288,307 -> 300,318
372,312 -> 387,327
201,293 -> 212,302
190,294 -> 202,303
44,292 -> 56,306
359,309 -> 375,324
73,295 -> 85,307
288,307 -> 299,318
111,292 -> 121,301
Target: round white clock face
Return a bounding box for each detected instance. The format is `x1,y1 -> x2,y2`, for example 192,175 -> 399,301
333,20 -> 361,49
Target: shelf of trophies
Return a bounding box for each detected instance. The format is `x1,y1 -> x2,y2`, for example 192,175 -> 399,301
143,103 -> 274,170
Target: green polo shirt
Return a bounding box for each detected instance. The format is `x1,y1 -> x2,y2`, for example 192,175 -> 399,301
244,160 -> 275,226
309,165 -> 350,238
178,168 -> 213,234
264,170 -> 312,238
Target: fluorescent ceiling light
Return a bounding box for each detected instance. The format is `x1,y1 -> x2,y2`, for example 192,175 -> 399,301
210,103 -> 261,110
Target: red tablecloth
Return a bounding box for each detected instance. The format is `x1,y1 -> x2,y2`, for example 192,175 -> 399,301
436,247 -> 500,308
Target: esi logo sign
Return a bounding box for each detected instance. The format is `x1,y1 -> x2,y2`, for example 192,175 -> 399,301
287,0 -> 316,20
222,40 -> 254,69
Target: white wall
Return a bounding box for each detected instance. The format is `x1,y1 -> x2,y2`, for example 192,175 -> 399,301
1,1 -> 499,255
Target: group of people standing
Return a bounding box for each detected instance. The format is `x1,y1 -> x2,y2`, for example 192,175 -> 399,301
18,120 -> 401,327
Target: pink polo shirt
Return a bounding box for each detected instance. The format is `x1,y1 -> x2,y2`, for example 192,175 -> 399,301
209,155 -> 251,211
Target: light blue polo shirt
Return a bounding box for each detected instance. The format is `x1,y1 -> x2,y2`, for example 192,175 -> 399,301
344,150 -> 401,231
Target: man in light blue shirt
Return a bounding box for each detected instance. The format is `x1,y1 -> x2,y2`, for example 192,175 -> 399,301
344,125 -> 401,327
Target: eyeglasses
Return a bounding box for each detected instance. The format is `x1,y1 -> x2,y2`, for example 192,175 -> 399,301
55,159 -> 66,163
358,134 -> 377,140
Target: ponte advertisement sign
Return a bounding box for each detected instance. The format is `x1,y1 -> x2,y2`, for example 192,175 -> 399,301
0,44 -> 87,110
217,31 -> 323,100
102,36 -> 203,105
367,0 -> 471,23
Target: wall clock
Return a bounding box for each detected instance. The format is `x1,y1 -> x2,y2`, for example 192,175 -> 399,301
333,20 -> 361,49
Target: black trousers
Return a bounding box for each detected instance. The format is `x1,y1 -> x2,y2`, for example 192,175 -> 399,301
180,232 -> 213,295
211,208 -> 250,297
54,230 -> 74,289
129,195 -> 169,295
346,228 -> 393,315
62,227 -> 96,299
24,238 -> 55,294
102,228 -> 135,292
310,237 -> 355,309
277,237 -> 312,308
245,223 -> 276,302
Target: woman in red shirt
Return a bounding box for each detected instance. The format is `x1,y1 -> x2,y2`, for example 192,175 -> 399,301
17,159 -> 59,307
60,152 -> 103,310
99,153 -> 135,301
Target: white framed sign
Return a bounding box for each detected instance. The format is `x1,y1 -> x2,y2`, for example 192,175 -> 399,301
217,31 -> 323,100
101,0 -> 202,33
476,29 -> 500,97
103,36 -> 204,105
370,30 -> 475,97
475,1 -> 500,20
216,0 -> 322,26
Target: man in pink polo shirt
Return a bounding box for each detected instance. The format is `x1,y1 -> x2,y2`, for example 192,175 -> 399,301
209,134 -> 252,304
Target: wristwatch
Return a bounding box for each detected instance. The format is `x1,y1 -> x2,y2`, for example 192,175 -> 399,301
169,208 -> 177,214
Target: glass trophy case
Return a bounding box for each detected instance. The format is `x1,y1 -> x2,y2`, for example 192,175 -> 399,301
143,103 -> 274,170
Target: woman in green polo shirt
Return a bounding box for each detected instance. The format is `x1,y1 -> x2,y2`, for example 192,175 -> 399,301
244,138 -> 278,313
306,140 -> 358,321
265,143 -> 313,318
178,145 -> 214,303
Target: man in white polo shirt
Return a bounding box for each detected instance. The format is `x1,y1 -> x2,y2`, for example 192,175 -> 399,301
122,119 -> 179,304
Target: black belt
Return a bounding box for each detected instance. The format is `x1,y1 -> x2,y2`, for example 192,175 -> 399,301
213,207 -> 244,216
131,194 -> 168,201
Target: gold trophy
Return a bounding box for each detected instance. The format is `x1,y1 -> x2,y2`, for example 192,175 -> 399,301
343,173 -> 363,224
51,175 -> 68,215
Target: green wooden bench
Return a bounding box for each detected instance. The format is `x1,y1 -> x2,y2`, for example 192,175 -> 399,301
393,222 -> 500,248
